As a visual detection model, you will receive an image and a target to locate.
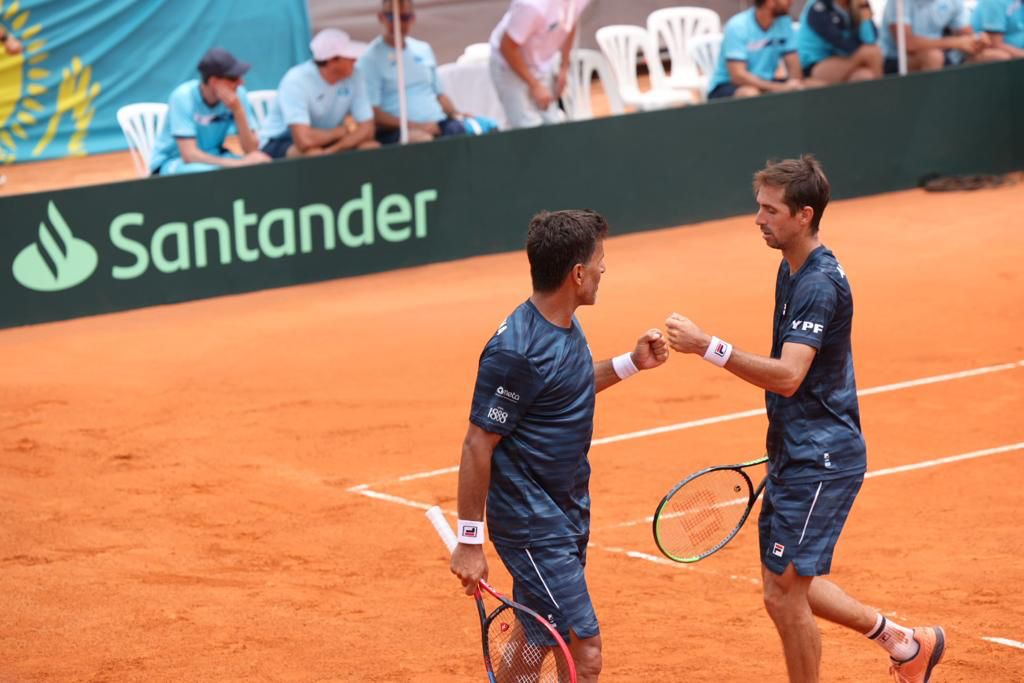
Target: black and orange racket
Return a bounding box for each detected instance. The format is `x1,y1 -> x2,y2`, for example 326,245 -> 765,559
652,456 -> 768,563
426,506 -> 577,683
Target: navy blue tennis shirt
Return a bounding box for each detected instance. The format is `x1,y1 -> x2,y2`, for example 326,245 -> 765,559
469,300 -> 595,548
766,246 -> 867,482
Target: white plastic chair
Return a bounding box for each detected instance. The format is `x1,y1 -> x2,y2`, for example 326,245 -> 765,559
438,61 -> 507,128
687,32 -> 723,92
247,89 -> 277,131
456,42 -> 492,65
561,48 -> 625,120
116,103 -> 168,177
595,25 -> 695,111
646,7 -> 721,99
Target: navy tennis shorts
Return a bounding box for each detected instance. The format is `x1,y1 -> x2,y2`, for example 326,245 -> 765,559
493,537 -> 599,640
758,474 -> 863,576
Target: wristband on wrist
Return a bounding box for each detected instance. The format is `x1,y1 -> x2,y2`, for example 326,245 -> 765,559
457,519 -> 485,544
611,352 -> 639,380
703,336 -> 733,367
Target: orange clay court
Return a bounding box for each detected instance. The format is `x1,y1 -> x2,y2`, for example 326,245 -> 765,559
1,178 -> 1022,682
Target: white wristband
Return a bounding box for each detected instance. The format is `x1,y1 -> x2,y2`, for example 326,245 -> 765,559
703,336 -> 733,367
612,352 -> 639,380
457,519 -> 485,544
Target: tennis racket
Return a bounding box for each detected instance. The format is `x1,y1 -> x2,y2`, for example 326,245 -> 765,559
426,506 -> 577,683
652,455 -> 768,563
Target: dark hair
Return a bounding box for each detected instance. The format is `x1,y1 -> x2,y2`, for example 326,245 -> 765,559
753,154 -> 831,233
526,209 -> 609,292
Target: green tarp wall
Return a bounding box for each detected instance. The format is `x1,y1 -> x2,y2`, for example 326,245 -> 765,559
2,60 -> 1021,329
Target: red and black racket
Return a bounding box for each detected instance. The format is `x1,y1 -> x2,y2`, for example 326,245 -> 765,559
426,506 -> 577,683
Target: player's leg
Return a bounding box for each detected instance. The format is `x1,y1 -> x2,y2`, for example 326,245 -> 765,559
758,479 -> 821,682
762,563 -> 820,682
494,539 -> 602,682
568,630 -> 602,683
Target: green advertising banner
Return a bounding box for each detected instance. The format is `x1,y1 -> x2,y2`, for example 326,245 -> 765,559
2,60 -> 1021,329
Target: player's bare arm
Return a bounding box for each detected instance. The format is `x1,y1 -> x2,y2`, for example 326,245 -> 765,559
665,313 -> 815,396
593,329 -> 669,392
451,423 -> 501,594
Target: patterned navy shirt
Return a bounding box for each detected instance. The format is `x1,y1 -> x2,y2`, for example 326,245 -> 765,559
469,300 -> 595,548
766,246 -> 867,482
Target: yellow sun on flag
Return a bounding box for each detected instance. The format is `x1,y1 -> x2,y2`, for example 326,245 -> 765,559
0,0 -> 48,163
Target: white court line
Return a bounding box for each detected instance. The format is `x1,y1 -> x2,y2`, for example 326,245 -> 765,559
592,359 -> 1024,447
346,359 -> 1024,492
602,442 -> 1024,531
982,637 -> 1024,650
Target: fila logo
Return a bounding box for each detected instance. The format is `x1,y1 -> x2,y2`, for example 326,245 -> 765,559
487,406 -> 508,424
772,542 -> 785,557
460,524 -> 479,538
791,320 -> 824,334
711,342 -> 728,358
495,386 -> 520,402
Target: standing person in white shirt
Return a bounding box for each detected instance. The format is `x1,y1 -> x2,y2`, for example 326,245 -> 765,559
259,29 -> 379,159
488,0 -> 589,129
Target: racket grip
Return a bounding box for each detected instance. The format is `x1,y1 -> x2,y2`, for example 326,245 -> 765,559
426,505 -> 458,554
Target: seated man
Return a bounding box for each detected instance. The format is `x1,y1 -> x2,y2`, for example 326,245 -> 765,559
880,0 -> 1004,72
971,0 -> 1024,59
358,0 -> 464,144
798,0 -> 884,83
149,48 -> 270,175
709,0 -> 819,99
260,29 -> 378,158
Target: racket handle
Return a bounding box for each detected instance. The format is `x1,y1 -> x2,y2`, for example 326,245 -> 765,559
426,505 -> 458,554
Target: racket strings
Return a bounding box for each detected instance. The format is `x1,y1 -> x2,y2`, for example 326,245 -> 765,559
487,609 -> 572,683
658,469 -> 750,558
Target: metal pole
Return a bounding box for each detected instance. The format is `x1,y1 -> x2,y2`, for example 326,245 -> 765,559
896,0 -> 908,75
392,0 -> 409,144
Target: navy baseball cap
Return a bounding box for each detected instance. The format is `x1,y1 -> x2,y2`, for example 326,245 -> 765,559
198,48 -> 250,79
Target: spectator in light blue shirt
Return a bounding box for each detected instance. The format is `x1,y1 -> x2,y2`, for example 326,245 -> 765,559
797,0 -> 883,83
709,0 -> 822,99
358,0 -> 466,144
259,29 -> 378,159
879,0 -> 1004,72
149,48 -> 270,175
971,0 -> 1024,58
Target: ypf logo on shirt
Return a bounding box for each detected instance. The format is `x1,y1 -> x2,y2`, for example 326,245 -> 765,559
791,320 -> 825,334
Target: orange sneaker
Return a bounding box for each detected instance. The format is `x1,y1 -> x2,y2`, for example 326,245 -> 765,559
889,626 -> 946,683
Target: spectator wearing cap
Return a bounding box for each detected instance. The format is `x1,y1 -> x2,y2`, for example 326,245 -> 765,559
259,29 -> 378,158
149,47 -> 270,175
487,0 -> 590,129
358,0 -> 465,144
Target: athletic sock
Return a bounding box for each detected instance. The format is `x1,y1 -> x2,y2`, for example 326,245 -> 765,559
865,614 -> 919,662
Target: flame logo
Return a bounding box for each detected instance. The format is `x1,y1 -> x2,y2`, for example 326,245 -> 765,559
12,201 -> 98,292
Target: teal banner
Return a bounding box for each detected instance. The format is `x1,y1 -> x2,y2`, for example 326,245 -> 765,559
0,0 -> 310,163
1,60 -> 1021,329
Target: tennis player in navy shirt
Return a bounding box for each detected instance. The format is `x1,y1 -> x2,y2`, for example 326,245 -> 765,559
450,209 -> 669,683
665,156 -> 944,683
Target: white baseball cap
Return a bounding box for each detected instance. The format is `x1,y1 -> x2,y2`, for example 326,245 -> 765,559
310,28 -> 365,61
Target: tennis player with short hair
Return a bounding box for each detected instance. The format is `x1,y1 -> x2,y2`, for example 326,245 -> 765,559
450,209 -> 669,683
665,156 -> 944,683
